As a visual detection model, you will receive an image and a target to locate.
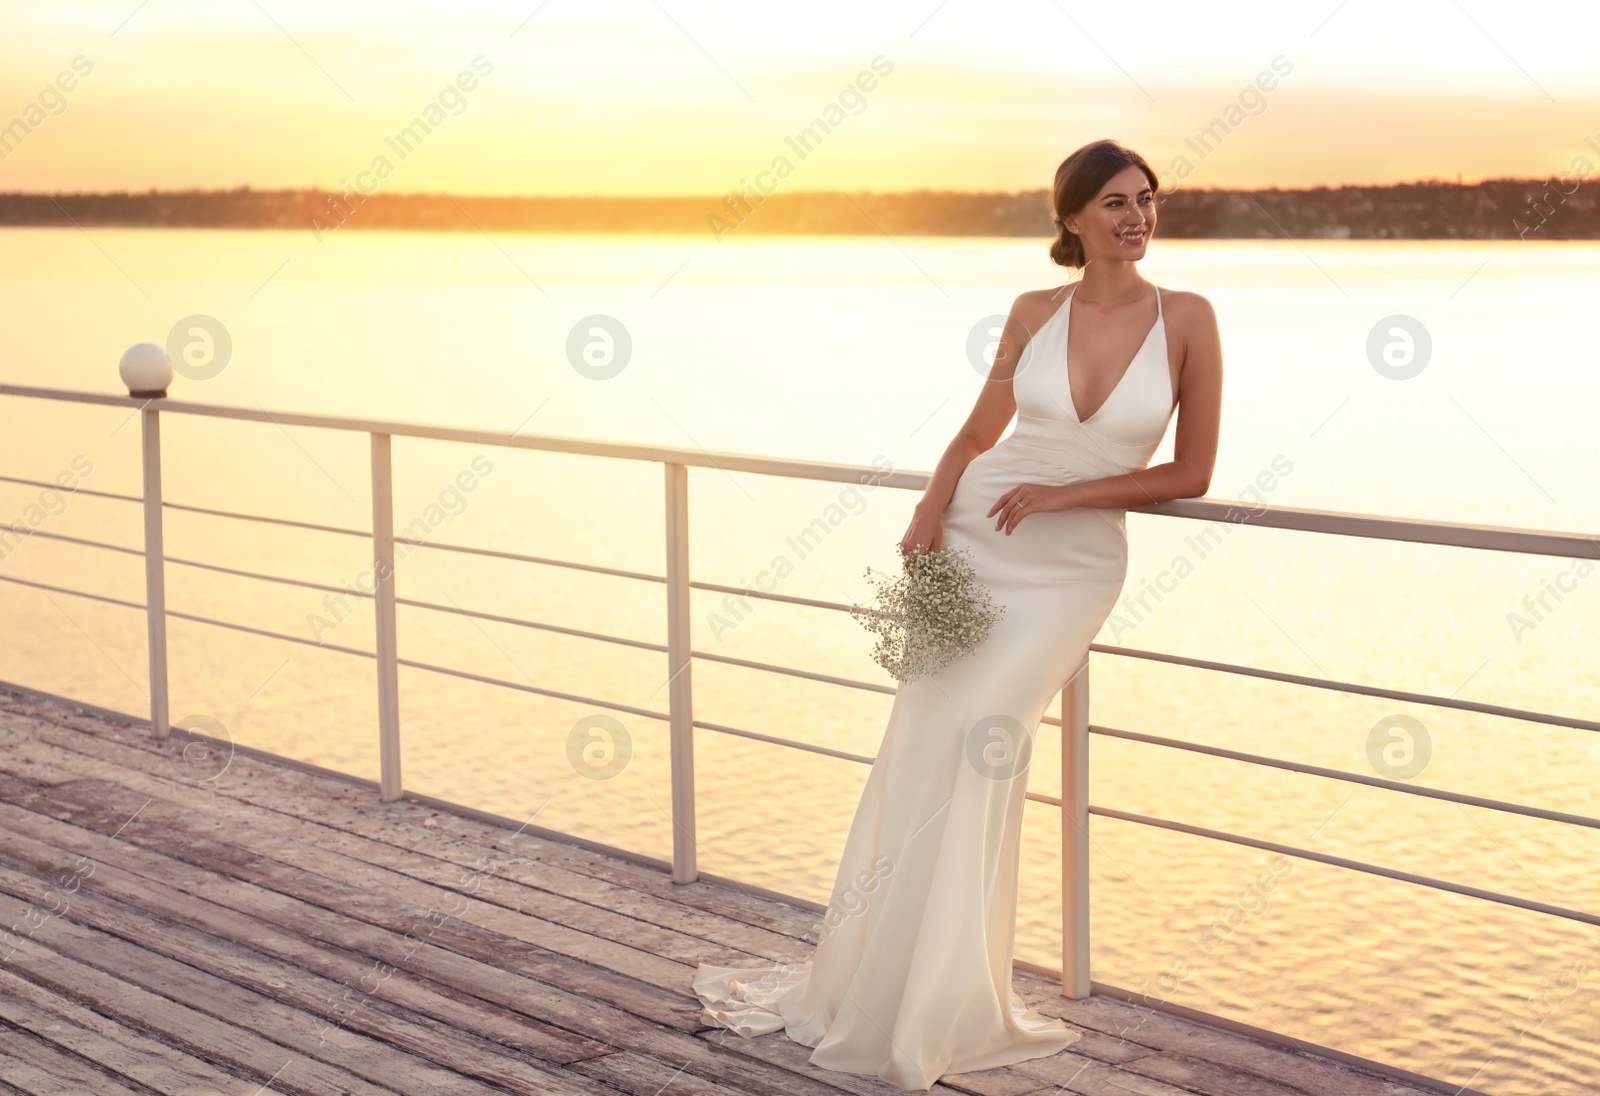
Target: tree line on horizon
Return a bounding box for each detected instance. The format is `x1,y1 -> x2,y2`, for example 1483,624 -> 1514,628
0,178 -> 1592,240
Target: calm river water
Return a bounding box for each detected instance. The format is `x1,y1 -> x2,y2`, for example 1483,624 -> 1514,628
1,229 -> 1596,1093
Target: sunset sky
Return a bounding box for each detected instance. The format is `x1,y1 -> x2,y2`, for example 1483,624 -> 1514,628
1,0 -> 1595,196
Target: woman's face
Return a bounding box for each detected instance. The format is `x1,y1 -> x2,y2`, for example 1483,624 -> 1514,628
1065,164 -> 1157,264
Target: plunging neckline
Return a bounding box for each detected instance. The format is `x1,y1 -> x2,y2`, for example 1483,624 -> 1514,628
1060,283 -> 1162,424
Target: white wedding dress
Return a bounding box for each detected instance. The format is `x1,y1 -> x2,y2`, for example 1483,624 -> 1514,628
693,283 -> 1177,1091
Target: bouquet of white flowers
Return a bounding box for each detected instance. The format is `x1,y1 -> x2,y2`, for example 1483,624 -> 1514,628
850,544 -> 1004,683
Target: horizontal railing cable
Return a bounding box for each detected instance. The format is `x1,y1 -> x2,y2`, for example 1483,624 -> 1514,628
0,572 -> 145,612
0,474 -> 141,504
164,604 -> 666,719
0,565 -> 877,708
0,528 -> 143,557
1092,805 -> 1600,929
164,557 -> 670,654
691,649 -> 894,695
6,515 -> 868,619
166,610 -> 374,660
691,718 -> 874,765
397,535 -> 667,585
1089,642 -> 1600,734
0,570 -> 671,723
401,597 -> 666,653
166,555 -> 372,598
18,481 -> 1587,741
41,558 -> 1581,810
10,553 -> 1594,742
1091,723 -> 1600,830
0,569 -> 376,659
366,540 -> 887,642
691,579 -> 863,614
394,657 -> 669,722
163,500 -> 371,539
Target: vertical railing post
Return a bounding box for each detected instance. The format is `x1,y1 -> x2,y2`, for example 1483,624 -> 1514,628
370,433 -> 403,802
664,462 -> 697,883
1061,657 -> 1090,998
141,405 -> 170,740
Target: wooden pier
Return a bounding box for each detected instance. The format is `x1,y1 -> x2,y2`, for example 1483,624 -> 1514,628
0,685 -> 1443,1096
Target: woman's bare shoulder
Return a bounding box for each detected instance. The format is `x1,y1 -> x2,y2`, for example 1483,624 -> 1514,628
1009,285 -> 1073,333
1018,284 -> 1074,308
1157,287 -> 1218,330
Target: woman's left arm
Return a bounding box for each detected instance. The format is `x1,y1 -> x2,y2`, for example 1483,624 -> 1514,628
992,293 -> 1223,532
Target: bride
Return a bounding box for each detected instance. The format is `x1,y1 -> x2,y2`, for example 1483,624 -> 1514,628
693,138 -> 1224,1092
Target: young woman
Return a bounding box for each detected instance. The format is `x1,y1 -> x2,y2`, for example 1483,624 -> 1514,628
694,138 -> 1224,1091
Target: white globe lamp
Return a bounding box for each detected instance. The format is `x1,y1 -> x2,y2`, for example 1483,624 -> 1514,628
119,342 -> 173,398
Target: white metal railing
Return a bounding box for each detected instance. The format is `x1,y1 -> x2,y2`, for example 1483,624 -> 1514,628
3,380 -> 1599,1023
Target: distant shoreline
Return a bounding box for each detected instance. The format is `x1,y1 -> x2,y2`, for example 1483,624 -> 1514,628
1,178 -> 1593,240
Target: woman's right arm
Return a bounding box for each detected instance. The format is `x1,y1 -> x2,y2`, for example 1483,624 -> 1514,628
899,292 -> 1042,559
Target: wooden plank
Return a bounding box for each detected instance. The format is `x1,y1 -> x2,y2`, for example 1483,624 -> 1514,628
0,775 -> 699,1029
0,741 -> 859,1096
3,700 -> 812,966
0,700 -> 1267,1094
1030,995 -> 1426,1096
15,711 -> 818,956
0,734 -> 786,1013
0,888 -> 455,1096
0,833 -> 646,1095
0,963 -> 258,1095
0,691 -> 1448,1096
1,698 -> 819,940
35,765 -> 722,988
0,735 -> 81,788
0,803 -> 869,1096
1123,1051 -> 1321,1096
1009,973 -> 1159,1065
0,810 -> 620,1064
0,777 -> 1107,1096
304,824 -> 804,966
1052,1059 -> 1197,1096
0,1019 -> 155,1095
0,797 -> 617,1074
0,773 -> 49,801
22,836 -> 791,1096
567,1049 -> 781,1096
998,1049 -> 1178,1096
941,1062 -> 1063,1096
1036,1027 -> 1153,1066
693,1029 -> 973,1096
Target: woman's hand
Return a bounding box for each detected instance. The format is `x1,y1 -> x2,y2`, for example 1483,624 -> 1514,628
988,483 -> 1077,535
900,504 -> 944,561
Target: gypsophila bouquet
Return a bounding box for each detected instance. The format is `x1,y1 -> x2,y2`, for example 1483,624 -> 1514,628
850,544 -> 1003,683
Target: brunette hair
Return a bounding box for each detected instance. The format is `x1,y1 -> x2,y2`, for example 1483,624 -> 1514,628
1048,139 -> 1158,269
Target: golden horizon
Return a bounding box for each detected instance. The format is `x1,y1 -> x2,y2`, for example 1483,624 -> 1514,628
0,4 -> 1592,198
